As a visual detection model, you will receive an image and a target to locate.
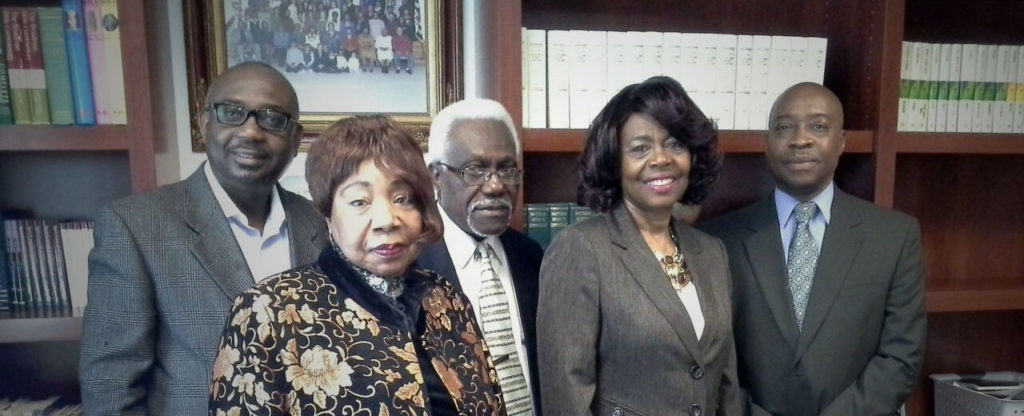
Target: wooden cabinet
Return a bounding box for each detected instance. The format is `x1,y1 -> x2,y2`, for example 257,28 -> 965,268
0,0 -> 155,400
478,0 -> 1024,415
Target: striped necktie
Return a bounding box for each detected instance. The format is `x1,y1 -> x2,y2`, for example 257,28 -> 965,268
475,243 -> 534,415
787,201 -> 819,330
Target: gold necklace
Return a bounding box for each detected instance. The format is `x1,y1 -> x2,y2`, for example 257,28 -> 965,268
659,229 -> 692,289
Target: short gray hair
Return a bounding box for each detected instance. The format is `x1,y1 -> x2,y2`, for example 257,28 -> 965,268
425,98 -> 521,165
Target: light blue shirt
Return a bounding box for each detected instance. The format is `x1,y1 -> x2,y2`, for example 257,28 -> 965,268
775,183 -> 834,263
205,163 -> 292,282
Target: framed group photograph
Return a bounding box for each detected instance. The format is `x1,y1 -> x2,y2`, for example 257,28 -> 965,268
183,0 -> 462,151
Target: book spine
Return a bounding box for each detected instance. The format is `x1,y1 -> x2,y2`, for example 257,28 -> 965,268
83,0 -> 107,124
787,36 -> 808,87
807,37 -> 828,85
4,220 -> 22,306
926,43 -> 941,132
567,30 -> 590,129
34,220 -> 57,306
0,14 -> 12,125
524,29 -> 546,129
546,30 -> 570,129
734,35 -> 753,131
586,30 -> 608,124
21,8 -> 51,125
3,8 -> 31,125
972,44 -> 991,133
17,221 -> 39,307
520,28 -> 529,129
898,41 -> 910,131
0,219 -> 9,310
50,223 -> 70,308
643,31 -> 664,80
936,43 -> 951,133
947,44 -> 962,131
716,33 -> 737,130
37,7 -> 75,125
749,35 -> 772,130
62,0 -> 95,125
99,0 -> 125,125
1016,45 -> 1024,133
957,44 -> 978,133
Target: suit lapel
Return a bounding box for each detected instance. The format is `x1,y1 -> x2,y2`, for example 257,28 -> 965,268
417,242 -> 462,291
742,197 -> 800,350
674,220 -> 720,350
795,190 -> 865,359
608,206 -> 704,361
184,168 -> 256,301
280,187 -> 324,266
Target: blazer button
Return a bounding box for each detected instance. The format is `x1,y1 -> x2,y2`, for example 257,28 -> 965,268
689,404 -> 702,416
612,407 -> 623,416
689,364 -> 704,380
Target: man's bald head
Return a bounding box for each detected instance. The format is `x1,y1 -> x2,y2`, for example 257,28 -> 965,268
206,62 -> 299,117
769,82 -> 844,129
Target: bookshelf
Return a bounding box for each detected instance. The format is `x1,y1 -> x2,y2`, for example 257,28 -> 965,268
479,0 -> 1024,415
0,0 -> 155,402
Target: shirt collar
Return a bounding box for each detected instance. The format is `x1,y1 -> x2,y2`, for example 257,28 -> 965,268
774,182 -> 834,228
439,204 -> 502,269
204,162 -> 287,236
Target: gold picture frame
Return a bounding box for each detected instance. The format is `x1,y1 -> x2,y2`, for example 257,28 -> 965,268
183,0 -> 462,151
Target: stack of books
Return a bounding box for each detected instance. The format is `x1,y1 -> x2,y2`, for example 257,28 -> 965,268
522,29 -> 827,131
0,218 -> 94,312
0,0 -> 126,126
899,42 -> 1024,133
524,203 -> 596,249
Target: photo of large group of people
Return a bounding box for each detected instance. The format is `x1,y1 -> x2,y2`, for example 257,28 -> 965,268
223,0 -> 429,114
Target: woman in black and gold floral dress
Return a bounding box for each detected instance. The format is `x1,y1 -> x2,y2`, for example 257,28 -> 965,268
209,115 -> 504,415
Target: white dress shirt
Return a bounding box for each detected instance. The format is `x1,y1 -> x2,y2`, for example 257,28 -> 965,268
775,182 -> 835,263
439,208 -> 534,399
205,163 -> 293,282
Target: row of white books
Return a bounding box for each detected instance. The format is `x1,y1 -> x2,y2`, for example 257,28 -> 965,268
0,397 -> 80,416
521,29 -> 827,131
899,42 -> 1024,133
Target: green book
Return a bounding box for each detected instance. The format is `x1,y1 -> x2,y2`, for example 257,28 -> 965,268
0,14 -> 12,124
548,203 -> 571,243
3,8 -> 31,124
22,8 -> 50,125
36,8 -> 73,125
525,203 -> 550,249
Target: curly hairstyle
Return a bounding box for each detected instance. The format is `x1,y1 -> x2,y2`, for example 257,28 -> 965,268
306,115 -> 442,244
577,76 -> 721,213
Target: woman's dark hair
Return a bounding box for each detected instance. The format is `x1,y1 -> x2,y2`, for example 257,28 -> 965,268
577,76 -> 721,212
306,115 -> 442,244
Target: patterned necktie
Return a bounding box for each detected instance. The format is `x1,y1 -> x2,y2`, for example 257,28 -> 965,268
787,201 -> 819,330
475,243 -> 534,415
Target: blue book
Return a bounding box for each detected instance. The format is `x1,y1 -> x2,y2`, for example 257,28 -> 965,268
60,0 -> 95,125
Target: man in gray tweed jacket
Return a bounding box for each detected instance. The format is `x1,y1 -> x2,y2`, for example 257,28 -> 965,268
79,62 -> 327,415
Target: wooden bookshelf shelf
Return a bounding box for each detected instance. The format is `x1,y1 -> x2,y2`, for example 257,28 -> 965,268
0,308 -> 84,344
894,133 -> 1024,155
0,125 -> 131,151
522,129 -> 874,154
927,279 -> 1024,312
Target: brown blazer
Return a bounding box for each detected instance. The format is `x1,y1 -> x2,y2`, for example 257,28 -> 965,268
538,205 -> 742,416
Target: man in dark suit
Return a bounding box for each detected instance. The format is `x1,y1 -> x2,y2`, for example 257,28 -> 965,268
79,62 -> 328,415
418,98 -> 544,416
701,83 -> 926,416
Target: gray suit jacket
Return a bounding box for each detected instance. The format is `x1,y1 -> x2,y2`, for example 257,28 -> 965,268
538,205 -> 742,416
79,166 -> 327,416
700,189 -> 926,416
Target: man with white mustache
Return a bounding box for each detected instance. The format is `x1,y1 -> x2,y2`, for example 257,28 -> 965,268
419,98 -> 544,416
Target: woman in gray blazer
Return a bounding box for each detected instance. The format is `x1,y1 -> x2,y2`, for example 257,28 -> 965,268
538,76 -> 742,416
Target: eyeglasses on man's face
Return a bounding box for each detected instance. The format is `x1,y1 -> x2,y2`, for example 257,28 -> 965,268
436,162 -> 522,186
207,102 -> 297,133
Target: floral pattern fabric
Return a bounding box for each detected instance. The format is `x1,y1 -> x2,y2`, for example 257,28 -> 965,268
209,264 -> 504,415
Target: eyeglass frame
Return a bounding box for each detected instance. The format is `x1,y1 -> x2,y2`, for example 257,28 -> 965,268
206,102 -> 298,133
435,162 -> 523,186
